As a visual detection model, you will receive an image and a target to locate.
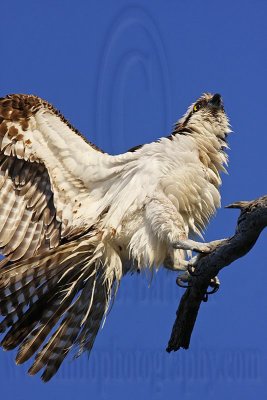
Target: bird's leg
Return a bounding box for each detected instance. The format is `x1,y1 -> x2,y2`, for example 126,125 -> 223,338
172,238 -> 225,253
145,196 -> 192,271
145,196 -> 221,296
163,249 -> 191,272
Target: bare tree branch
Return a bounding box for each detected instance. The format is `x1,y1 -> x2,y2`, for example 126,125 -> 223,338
166,195 -> 267,353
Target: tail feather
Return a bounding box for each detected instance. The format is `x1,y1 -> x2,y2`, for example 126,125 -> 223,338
0,234 -> 122,381
0,260 -> 81,345
75,277 -> 112,355
15,262 -> 99,364
15,267 -> 88,364
74,244 -> 122,355
30,275 -> 96,381
0,304 -> 25,333
0,239 -> 96,332
1,256 -> 93,351
0,272 -> 61,317
1,292 -> 52,350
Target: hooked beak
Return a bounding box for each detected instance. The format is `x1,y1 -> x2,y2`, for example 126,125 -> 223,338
209,93 -> 223,109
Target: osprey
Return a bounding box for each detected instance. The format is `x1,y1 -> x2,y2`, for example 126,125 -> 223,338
0,92 -> 230,381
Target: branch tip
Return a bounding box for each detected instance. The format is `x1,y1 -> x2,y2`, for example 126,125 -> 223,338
225,200 -> 250,209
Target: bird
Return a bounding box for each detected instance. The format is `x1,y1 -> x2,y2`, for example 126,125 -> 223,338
0,92 -> 230,381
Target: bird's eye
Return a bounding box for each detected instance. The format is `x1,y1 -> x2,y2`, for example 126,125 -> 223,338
193,104 -> 201,112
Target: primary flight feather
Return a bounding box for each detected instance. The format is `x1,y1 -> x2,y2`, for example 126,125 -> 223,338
0,92 -> 230,381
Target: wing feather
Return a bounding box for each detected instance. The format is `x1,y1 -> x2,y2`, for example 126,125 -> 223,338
0,94 -> 108,262
0,198 -> 27,246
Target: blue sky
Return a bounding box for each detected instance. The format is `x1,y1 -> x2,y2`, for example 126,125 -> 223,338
0,1 -> 267,399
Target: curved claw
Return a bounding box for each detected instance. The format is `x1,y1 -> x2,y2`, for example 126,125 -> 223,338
203,293 -> 209,302
176,277 -> 192,289
202,279 -> 220,301
176,273 -> 220,298
206,283 -> 220,295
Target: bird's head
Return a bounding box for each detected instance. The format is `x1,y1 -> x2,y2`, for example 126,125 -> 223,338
175,93 -> 231,142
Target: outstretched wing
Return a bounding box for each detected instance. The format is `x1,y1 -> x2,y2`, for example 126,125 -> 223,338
0,94 -> 109,262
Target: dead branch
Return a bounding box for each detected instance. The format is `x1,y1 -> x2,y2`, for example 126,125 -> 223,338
166,195 -> 267,353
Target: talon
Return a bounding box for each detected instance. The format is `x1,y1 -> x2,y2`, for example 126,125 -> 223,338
204,276 -> 220,297
203,293 -> 209,302
176,277 -> 192,289
206,285 -> 220,295
210,276 -> 220,289
176,271 -> 192,289
207,277 -> 220,294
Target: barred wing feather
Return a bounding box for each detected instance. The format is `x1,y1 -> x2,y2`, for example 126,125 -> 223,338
0,94 -> 124,381
0,94 -> 110,261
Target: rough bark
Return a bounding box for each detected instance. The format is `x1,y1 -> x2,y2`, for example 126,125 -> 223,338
166,195 -> 267,353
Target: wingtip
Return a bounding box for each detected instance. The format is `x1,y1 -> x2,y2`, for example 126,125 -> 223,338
28,365 -> 37,377
15,351 -> 27,365
41,370 -> 53,383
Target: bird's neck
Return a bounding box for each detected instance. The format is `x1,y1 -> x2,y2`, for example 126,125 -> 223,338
170,126 -> 228,187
